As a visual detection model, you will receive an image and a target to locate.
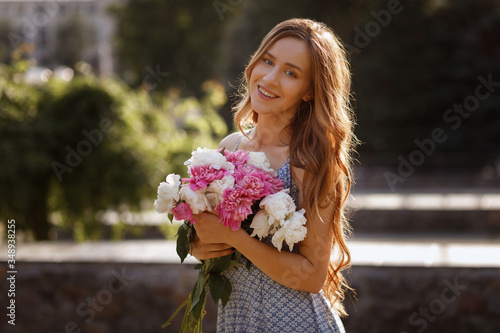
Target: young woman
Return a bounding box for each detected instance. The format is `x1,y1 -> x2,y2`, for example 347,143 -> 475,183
191,18 -> 356,332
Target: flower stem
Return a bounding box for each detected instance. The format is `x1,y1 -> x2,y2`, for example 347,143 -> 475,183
195,287 -> 208,333
161,296 -> 190,328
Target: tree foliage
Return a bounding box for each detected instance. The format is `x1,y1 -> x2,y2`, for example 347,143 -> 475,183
109,0 -> 236,97
0,59 -> 227,240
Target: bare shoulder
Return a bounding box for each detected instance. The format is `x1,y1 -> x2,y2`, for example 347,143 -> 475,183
218,131 -> 244,150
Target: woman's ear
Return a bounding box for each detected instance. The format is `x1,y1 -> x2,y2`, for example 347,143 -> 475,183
303,91 -> 314,102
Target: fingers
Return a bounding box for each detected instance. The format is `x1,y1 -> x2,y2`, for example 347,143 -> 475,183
192,247 -> 235,260
190,218 -> 234,260
203,243 -> 233,252
190,234 -> 234,260
192,215 -> 226,244
190,246 -> 234,260
192,209 -> 219,222
207,209 -> 218,215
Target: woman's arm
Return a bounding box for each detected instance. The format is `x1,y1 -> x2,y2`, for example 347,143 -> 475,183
193,168 -> 334,293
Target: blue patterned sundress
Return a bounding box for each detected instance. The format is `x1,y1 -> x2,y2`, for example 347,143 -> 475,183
216,136 -> 346,333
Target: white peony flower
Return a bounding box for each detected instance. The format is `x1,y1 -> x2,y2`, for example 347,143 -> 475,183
248,151 -> 274,173
184,147 -> 234,173
206,176 -> 235,206
260,190 -> 296,223
271,228 -> 287,252
271,209 -> 307,251
154,174 -> 181,214
179,185 -> 211,214
250,210 -> 272,240
281,209 -> 308,251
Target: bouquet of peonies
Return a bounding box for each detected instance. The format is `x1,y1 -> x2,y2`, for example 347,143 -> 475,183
155,147 -> 307,332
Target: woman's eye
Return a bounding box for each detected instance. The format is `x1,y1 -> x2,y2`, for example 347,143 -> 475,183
285,70 -> 296,78
263,58 -> 273,66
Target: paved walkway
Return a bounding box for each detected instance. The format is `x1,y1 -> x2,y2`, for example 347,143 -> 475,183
2,238 -> 499,267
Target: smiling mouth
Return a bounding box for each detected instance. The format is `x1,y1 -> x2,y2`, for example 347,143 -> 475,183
258,85 -> 278,98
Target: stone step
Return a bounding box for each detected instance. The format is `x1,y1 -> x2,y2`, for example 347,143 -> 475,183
350,209 -> 500,235
353,160 -> 500,190
349,191 -> 500,235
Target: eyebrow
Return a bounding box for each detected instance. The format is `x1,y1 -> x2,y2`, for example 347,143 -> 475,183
265,51 -> 303,73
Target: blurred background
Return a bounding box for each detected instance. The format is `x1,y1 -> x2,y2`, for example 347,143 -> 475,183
0,0 -> 499,332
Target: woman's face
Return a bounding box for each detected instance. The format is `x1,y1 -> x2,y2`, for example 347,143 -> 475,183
249,37 -> 313,119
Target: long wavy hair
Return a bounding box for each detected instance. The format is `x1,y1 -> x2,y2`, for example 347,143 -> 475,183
233,18 -> 357,316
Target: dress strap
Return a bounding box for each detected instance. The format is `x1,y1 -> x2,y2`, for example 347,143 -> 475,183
233,134 -> 244,152
233,129 -> 252,152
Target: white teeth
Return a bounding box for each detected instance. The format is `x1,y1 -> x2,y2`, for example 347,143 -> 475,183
259,86 -> 277,98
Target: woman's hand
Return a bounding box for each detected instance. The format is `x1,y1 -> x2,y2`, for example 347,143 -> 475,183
190,233 -> 234,260
190,211 -> 238,260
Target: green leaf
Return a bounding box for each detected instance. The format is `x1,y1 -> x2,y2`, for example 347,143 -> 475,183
229,251 -> 243,271
176,222 -> 192,263
208,274 -> 225,304
220,275 -> 233,308
191,287 -> 206,321
202,258 -> 215,273
245,258 -> 252,271
208,254 -> 232,274
228,259 -> 243,271
208,274 -> 233,308
190,271 -> 207,318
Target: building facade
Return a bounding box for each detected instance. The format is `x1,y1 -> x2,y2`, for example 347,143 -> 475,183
0,0 -> 122,76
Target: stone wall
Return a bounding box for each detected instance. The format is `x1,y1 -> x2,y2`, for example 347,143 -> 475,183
343,266 -> 500,333
1,262 -> 499,333
0,262 -> 218,333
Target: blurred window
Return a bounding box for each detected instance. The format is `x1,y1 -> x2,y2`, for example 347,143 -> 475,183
60,3 -> 68,16
89,3 -> 96,15
38,26 -> 47,49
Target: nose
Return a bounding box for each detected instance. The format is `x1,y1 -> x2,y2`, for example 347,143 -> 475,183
263,67 -> 279,87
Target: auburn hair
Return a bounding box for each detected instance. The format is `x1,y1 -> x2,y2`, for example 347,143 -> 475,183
233,18 -> 357,316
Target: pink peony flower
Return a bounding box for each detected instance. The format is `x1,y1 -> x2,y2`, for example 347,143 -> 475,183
224,149 -> 250,167
262,172 -> 285,194
233,165 -> 281,201
184,165 -> 230,191
216,187 -> 253,231
171,202 -> 194,222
